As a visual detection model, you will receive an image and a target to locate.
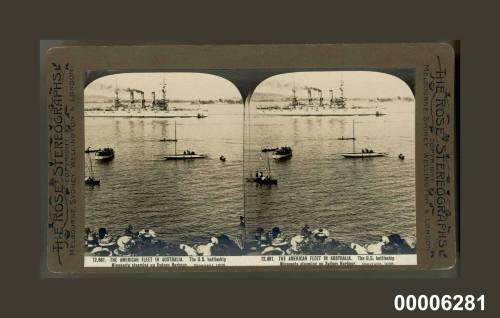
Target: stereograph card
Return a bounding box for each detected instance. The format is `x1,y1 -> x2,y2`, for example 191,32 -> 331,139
44,43 -> 456,274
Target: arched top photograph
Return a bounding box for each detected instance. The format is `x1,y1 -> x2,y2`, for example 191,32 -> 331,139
84,72 -> 243,119
250,71 -> 414,117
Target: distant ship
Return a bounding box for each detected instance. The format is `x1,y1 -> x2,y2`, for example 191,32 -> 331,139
85,81 -> 208,119
256,81 -> 385,117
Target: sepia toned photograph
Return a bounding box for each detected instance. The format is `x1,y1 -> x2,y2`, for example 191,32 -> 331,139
84,73 -> 246,257
83,70 -> 416,261
244,71 -> 416,257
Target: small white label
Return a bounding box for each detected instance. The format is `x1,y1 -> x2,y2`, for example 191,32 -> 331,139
394,295 -> 485,311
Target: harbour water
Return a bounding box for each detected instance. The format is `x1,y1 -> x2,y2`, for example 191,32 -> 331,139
85,101 -> 415,246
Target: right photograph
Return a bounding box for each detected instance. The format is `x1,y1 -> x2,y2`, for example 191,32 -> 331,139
244,71 -> 416,256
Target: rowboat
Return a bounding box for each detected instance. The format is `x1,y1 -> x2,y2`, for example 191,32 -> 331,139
272,146 -> 292,160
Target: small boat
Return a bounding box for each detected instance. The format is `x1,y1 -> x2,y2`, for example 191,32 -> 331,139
261,147 -> 278,153
84,147 -> 99,153
165,153 -> 207,160
341,152 -> 388,158
337,136 -> 356,141
163,122 -> 207,160
159,138 -> 177,142
95,147 -> 115,161
250,177 -> 278,185
272,146 -> 292,160
85,153 -> 100,186
220,155 -> 226,162
247,154 -> 278,185
85,176 -> 100,186
340,120 -> 388,159
398,154 -> 405,160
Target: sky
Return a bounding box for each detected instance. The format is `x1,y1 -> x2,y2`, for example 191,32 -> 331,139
85,71 -> 414,101
85,73 -> 241,100
254,71 -> 414,99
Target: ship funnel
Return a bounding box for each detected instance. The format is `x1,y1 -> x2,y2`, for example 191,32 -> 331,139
140,92 -> 145,107
291,88 -> 298,107
114,89 -> 120,108
152,92 -> 156,106
129,91 -> 135,104
307,88 -> 312,104
329,89 -> 334,105
319,90 -> 323,106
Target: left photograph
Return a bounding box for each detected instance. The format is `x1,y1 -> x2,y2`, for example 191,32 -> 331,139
84,72 -> 244,256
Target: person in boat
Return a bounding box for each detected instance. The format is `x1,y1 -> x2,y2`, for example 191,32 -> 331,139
85,227 -> 98,251
255,171 -> 259,179
369,149 -> 374,153
239,216 -> 246,227
301,224 -> 312,237
125,224 -> 139,238
98,227 -> 108,240
362,149 -> 365,153
97,227 -> 115,248
115,236 -> 135,256
254,227 -> 269,245
312,228 -> 330,243
271,227 -> 282,240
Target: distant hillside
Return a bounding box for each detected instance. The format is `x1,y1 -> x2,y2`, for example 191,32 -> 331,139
85,94 -> 113,103
251,92 -> 414,102
251,92 -> 289,101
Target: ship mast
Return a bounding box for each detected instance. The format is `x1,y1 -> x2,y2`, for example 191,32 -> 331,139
352,120 -> 356,153
114,79 -> 120,108
339,73 -> 346,108
161,78 -> 169,110
291,87 -> 298,107
267,153 -> 272,177
88,153 -> 94,178
174,121 -> 177,155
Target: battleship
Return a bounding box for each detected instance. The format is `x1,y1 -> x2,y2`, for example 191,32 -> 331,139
256,81 -> 385,117
85,81 -> 208,118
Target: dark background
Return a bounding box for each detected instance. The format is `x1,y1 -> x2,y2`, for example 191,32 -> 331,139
3,0 -> 498,316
